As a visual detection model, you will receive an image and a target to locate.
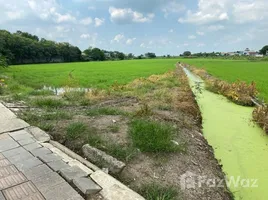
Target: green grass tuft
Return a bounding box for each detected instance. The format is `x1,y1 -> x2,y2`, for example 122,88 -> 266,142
139,183 -> 179,200
129,119 -> 179,153
32,98 -> 65,108
66,122 -> 87,140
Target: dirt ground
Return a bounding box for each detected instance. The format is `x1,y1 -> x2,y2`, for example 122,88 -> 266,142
4,64 -> 233,200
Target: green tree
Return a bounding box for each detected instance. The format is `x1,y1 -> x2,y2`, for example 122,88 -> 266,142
260,45 -> 268,55
0,54 -> 8,67
183,51 -> 191,56
145,52 -> 156,58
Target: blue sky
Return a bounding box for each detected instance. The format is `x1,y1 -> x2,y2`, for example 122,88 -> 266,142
0,0 -> 267,55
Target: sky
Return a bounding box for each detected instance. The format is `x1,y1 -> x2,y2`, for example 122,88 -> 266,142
0,0 -> 267,55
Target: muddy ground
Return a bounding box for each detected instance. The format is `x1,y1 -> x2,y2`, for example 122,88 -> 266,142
1,64 -> 233,200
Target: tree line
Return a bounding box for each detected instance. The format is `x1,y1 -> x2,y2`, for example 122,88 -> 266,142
0,29 -> 159,66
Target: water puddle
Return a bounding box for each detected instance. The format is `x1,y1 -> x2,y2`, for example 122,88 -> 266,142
183,67 -> 268,200
43,86 -> 91,96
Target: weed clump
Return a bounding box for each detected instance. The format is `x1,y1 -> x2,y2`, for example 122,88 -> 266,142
32,98 -> 65,108
139,183 -> 179,200
129,119 -> 180,153
66,122 -> 87,140
87,107 -> 125,116
253,106 -> 268,133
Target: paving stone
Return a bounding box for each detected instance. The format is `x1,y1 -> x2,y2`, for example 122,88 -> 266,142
47,160 -> 69,172
8,151 -> 33,164
0,106 -> 16,120
59,166 -> 88,183
24,164 -> 53,180
14,157 -> 43,172
0,136 -> 20,152
73,177 -> 102,195
2,181 -> 45,200
0,165 -> 19,178
38,153 -> 62,163
9,130 -> 33,141
30,172 -> 65,194
26,127 -> 50,143
0,119 -> 29,134
0,172 -> 27,190
41,182 -> 84,200
0,159 -> 11,167
17,137 -> 36,146
0,192 -> 5,200
30,147 -> 52,157
23,142 -> 42,151
2,147 -> 28,158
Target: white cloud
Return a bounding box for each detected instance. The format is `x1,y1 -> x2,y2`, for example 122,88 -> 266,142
197,31 -> 204,36
80,17 -> 93,25
54,13 -> 76,23
162,1 -> 186,18
233,0 -> 268,24
169,29 -> 174,33
183,43 -> 189,47
94,18 -> 105,27
178,0 -> 229,24
88,6 -> 96,10
111,34 -> 125,43
188,35 -> 196,40
109,7 -> 154,24
140,43 -> 146,48
207,25 -> 225,31
126,38 -> 136,45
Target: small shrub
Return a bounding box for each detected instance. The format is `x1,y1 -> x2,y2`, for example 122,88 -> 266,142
139,183 -> 179,200
253,105 -> 268,133
66,122 -> 87,140
129,119 -> 179,153
106,144 -> 138,162
32,98 -> 65,108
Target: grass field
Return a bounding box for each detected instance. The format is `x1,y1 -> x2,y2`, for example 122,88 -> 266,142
0,59 -> 177,89
179,59 -> 268,102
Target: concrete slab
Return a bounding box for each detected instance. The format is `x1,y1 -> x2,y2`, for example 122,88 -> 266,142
14,157 -> 43,172
0,165 -> 19,178
30,147 -> 52,157
0,119 -> 29,134
41,182 -> 84,200
2,181 -> 45,200
23,142 -> 42,151
26,127 -> 50,143
0,106 -> 17,120
24,164 -> 53,180
38,153 -> 62,163
0,172 -> 27,190
0,137 -> 20,152
68,160 -> 94,175
47,160 -> 70,172
17,137 -> 36,146
0,153 -> 5,160
91,170 -> 145,200
30,171 -> 65,194
2,147 -> 28,158
59,166 -> 88,183
73,177 -> 102,195
8,151 -> 33,164
9,130 -> 33,140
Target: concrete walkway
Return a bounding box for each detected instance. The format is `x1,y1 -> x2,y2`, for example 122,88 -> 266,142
0,102 -> 144,200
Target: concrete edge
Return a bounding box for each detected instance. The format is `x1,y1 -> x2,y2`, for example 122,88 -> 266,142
49,140 -> 100,172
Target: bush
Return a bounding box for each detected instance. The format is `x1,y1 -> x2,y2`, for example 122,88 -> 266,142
129,119 -> 179,153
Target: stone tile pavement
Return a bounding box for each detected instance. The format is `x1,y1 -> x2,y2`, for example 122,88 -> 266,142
0,102 -> 145,200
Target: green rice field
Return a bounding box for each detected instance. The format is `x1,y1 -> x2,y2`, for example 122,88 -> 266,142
180,59 -> 268,102
0,59 -> 177,89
